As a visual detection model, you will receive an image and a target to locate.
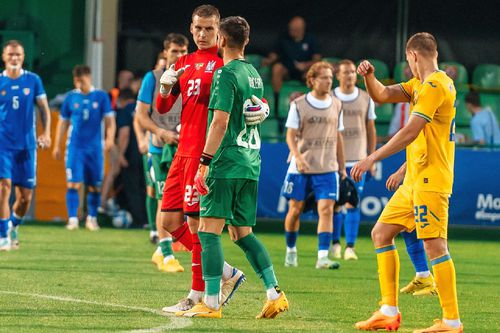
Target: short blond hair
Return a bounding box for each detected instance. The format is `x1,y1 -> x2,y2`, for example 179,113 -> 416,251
306,61 -> 333,88
406,32 -> 437,57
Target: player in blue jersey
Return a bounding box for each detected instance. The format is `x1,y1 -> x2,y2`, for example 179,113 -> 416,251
52,65 -> 115,231
0,40 -> 52,251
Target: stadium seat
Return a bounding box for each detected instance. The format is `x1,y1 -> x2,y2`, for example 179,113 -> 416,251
375,123 -> 390,136
375,103 -> 393,123
455,92 -> 472,127
277,82 -> 309,118
439,62 -> 469,92
245,54 -> 263,71
472,64 -> 500,89
260,118 -> 282,142
259,65 -> 271,84
393,61 -> 411,83
480,93 -> 500,119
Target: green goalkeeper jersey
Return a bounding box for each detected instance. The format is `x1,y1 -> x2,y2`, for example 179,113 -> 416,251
207,59 -> 264,180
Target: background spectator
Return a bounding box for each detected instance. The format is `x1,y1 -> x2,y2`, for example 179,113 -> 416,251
465,91 -> 500,146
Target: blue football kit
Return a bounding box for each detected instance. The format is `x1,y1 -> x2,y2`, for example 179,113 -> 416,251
0,70 -> 46,189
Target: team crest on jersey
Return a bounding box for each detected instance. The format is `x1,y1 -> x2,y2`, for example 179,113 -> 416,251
195,62 -> 204,70
93,102 -> 99,109
23,88 -> 30,95
205,60 -> 216,73
74,103 -> 80,109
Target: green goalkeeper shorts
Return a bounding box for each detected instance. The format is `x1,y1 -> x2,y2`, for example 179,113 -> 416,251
200,178 -> 258,227
142,154 -> 154,188
149,152 -> 168,200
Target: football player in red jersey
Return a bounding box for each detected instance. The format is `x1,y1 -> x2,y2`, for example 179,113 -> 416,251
154,5 -> 249,313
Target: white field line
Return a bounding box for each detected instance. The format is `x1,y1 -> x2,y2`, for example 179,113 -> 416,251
0,290 -> 192,332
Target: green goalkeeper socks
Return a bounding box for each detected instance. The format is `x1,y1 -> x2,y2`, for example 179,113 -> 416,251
198,231 -> 224,296
146,195 -> 157,232
159,238 -> 173,258
235,233 -> 278,289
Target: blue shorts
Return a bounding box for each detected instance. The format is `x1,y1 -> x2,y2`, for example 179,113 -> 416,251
346,166 -> 366,197
65,147 -> 103,186
0,148 -> 37,189
282,172 -> 339,201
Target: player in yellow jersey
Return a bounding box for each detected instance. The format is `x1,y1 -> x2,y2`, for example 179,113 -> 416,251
351,32 -> 462,333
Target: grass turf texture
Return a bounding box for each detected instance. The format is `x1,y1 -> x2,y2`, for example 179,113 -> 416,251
1,222 -> 499,332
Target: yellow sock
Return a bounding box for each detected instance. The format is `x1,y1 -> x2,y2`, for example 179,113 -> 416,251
375,244 -> 400,306
431,254 -> 460,320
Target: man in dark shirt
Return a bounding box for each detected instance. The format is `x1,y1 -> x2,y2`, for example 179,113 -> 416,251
263,16 -> 321,101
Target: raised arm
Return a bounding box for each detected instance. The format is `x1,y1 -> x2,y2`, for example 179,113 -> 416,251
357,60 -> 409,104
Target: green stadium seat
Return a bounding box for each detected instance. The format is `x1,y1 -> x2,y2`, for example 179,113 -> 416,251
472,64 -> 500,89
376,123 -> 390,137
356,59 -> 390,88
375,103 -> 393,123
0,30 -> 36,70
260,118 -> 282,142
393,61 -> 412,83
455,92 -> 472,127
277,82 -> 309,118
245,54 -> 263,71
480,93 -> 500,119
259,65 -> 271,84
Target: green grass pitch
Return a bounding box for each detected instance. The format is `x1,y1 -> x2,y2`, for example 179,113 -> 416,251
1,222 -> 499,332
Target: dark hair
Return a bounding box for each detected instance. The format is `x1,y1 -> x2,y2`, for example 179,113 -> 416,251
163,33 -> 189,51
465,91 -> 481,107
406,32 -> 438,56
192,4 -> 220,20
119,88 -> 136,101
72,65 -> 91,77
3,39 -> 23,51
219,16 -> 250,48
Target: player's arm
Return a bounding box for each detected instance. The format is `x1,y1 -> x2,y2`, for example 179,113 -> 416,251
104,115 -> 116,151
117,125 -> 130,167
135,100 -> 178,145
386,162 -> 406,191
285,128 -> 309,173
336,131 -> 346,179
52,117 -> 70,160
132,113 -> 149,154
35,95 -> 52,149
357,60 -> 409,104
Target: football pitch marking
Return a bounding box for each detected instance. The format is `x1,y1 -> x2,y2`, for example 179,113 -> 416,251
0,290 -> 192,332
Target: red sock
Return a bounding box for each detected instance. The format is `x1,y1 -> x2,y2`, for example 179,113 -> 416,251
191,232 -> 205,292
170,222 -> 193,251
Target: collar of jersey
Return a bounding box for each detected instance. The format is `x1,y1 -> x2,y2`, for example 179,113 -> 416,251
196,46 -> 218,55
2,69 -> 25,77
75,86 -> 96,94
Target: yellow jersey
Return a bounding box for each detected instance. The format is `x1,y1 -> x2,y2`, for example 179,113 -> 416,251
399,71 -> 456,194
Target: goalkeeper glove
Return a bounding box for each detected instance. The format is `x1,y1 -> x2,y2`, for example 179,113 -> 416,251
159,64 -> 188,96
243,95 -> 270,125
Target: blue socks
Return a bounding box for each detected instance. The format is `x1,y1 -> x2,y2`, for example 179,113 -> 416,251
285,231 -> 298,249
318,232 -> 332,251
66,189 -> 79,219
10,213 -> 23,227
402,230 -> 429,273
332,212 -> 343,243
344,208 -> 361,247
87,192 -> 100,218
0,218 -> 9,238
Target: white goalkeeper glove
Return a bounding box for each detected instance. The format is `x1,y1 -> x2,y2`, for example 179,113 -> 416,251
159,64 -> 188,96
243,95 -> 270,126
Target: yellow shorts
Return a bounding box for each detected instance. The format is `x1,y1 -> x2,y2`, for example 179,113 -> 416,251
378,185 -> 449,239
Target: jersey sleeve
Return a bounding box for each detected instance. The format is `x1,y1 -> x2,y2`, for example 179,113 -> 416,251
208,68 -> 236,113
60,94 -> 71,120
367,98 -> 376,120
285,101 -> 300,129
101,92 -> 114,118
411,81 -> 445,123
137,71 -> 155,104
34,74 -> 47,99
399,78 -> 417,102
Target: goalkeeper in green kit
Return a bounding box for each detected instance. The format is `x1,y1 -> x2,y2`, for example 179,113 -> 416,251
177,16 -> 289,319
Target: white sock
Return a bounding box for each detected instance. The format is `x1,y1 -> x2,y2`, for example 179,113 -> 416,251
69,217 -> 78,224
266,287 -> 280,301
222,262 -> 234,281
188,289 -> 204,303
380,304 -> 399,317
163,255 -> 174,262
286,246 -> 297,253
150,230 -> 158,237
443,318 -> 461,328
204,294 -> 220,310
155,246 -> 162,254
416,270 -> 431,278
13,212 -> 22,220
159,237 -> 172,242
318,250 -> 329,259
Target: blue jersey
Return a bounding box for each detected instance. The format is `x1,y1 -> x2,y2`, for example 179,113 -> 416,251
60,88 -> 113,150
0,70 -> 46,150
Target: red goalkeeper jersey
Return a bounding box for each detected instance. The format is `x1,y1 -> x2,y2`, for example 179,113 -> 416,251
156,46 -> 223,158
